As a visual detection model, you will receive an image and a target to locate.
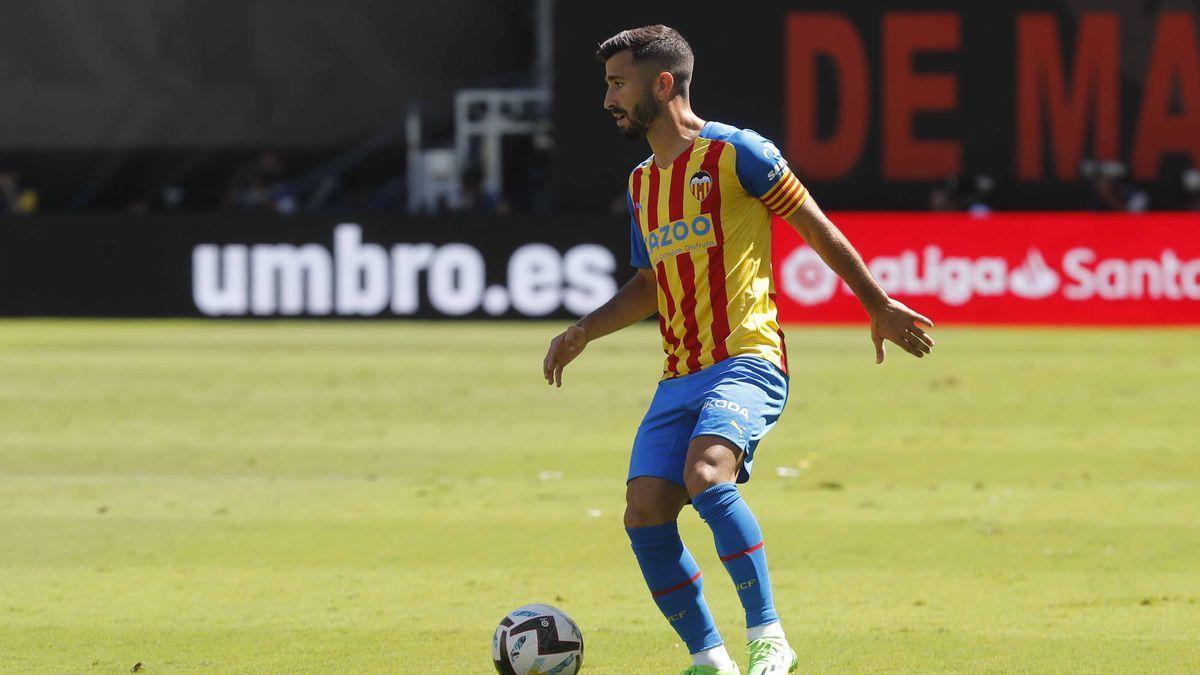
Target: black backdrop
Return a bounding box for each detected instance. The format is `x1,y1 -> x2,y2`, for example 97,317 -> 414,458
552,1 -> 1196,211
0,215 -> 633,318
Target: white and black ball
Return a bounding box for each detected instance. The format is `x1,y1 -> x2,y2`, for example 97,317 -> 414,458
492,603 -> 583,674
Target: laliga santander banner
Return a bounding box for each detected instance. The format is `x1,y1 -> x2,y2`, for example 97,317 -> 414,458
772,213 -> 1200,325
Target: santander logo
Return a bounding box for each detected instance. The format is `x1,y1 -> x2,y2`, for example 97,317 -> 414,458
779,245 -> 1200,306
1008,249 -> 1060,299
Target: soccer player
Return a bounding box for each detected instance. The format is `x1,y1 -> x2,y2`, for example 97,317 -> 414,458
542,25 -> 935,675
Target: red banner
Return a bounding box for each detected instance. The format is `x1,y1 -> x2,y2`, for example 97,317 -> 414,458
772,212 -> 1200,325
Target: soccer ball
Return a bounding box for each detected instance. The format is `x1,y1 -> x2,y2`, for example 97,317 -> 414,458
492,603 -> 584,674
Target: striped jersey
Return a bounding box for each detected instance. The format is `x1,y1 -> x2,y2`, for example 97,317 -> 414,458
627,121 -> 808,379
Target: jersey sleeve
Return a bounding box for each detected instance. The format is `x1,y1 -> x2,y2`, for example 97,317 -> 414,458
729,129 -> 808,218
627,191 -> 651,269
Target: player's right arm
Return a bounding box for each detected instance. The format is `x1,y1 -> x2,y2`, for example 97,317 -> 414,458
542,267 -> 657,387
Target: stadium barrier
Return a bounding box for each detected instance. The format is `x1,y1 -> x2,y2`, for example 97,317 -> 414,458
772,213 -> 1200,325
1,213 -> 1196,323
0,216 -> 628,319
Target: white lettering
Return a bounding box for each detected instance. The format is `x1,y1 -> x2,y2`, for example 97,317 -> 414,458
427,244 -> 484,316
335,224 -> 389,315
390,243 -> 436,314
1063,248 -> 1095,300
563,245 -> 617,315
189,228 -> 630,317
974,258 -> 1007,296
870,256 -> 901,295
1162,250 -> 1183,299
702,398 -> 752,420
1128,258 -> 1162,299
1181,259 -> 1200,299
940,257 -> 972,306
783,241 -> 1200,308
899,250 -> 921,295
919,246 -> 941,294
866,247 -> 1062,305
1095,259 -> 1127,300
193,244 -> 248,316
1062,247 -> 1200,300
508,244 -> 562,316
250,244 -> 332,315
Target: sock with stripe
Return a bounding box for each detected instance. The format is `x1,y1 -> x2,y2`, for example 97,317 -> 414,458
692,482 -> 780,630
626,521 -> 724,655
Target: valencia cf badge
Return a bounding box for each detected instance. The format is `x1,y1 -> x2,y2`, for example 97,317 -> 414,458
689,170 -> 712,201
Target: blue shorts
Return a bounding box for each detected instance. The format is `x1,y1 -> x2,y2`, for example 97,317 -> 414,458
628,355 -> 789,487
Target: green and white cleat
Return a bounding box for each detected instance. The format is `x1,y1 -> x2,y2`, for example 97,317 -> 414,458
679,664 -> 741,675
746,637 -> 798,674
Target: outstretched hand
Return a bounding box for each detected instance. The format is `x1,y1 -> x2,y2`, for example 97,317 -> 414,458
543,325 -> 589,387
868,298 -> 935,363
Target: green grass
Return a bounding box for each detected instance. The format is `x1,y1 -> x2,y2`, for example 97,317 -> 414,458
1,320 -> 1198,673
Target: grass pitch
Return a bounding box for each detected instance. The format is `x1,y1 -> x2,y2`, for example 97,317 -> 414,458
0,320 -> 1197,673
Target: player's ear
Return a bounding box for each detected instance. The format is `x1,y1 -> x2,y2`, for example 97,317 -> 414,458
656,71 -> 674,101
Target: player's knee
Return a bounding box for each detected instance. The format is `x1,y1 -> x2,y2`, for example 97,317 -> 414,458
622,497 -> 673,529
683,437 -> 743,498
623,503 -> 663,529
624,480 -> 683,528
683,458 -> 727,498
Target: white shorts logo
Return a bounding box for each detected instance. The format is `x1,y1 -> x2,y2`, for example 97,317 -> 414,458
702,398 -> 752,420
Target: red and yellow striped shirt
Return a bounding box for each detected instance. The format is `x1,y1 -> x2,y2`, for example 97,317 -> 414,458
627,121 -> 807,379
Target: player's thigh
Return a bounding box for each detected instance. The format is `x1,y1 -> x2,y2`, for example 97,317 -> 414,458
688,357 -> 789,487
624,476 -> 689,528
682,435 -> 743,497
628,377 -> 695,489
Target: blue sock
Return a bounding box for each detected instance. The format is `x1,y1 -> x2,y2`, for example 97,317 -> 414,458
626,521 -> 723,654
692,482 -> 779,629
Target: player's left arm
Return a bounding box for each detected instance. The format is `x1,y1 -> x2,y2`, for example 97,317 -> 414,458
782,198 -> 935,362
729,128 -> 934,361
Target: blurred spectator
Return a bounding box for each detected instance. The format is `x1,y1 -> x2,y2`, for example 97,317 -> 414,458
366,175 -> 406,213
457,166 -> 508,215
126,184 -> 187,215
1080,159 -> 1148,212
609,191 -> 629,218
927,182 -> 957,212
223,152 -> 298,215
927,173 -> 995,214
1181,169 -> 1200,211
0,169 -> 38,214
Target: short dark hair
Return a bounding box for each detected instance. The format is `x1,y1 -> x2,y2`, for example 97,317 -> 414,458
596,25 -> 694,99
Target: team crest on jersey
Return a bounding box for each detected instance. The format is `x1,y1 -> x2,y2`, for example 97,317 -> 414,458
689,171 -> 712,201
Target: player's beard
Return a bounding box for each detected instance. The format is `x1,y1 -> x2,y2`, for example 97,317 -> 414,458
617,87 -> 661,141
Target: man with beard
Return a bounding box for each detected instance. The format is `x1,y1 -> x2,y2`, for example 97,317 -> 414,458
542,25 -> 936,675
